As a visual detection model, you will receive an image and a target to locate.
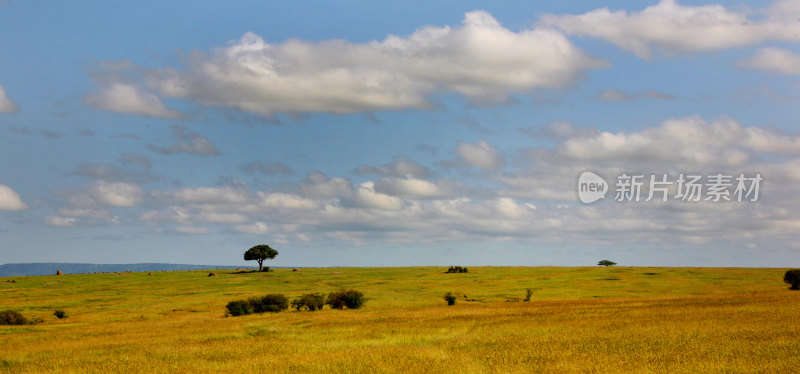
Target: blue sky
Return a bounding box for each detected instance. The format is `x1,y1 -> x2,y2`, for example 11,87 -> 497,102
1,0 -> 800,267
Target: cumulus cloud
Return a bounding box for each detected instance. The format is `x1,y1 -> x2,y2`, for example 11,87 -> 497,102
540,0 -> 800,59
173,226 -> 210,235
558,116 -> 800,166
85,83 -> 181,118
147,125 -> 219,156
90,182 -> 144,207
354,157 -> 430,179
93,11 -> 603,117
0,84 -> 19,113
349,182 -> 404,210
0,185 -> 27,210
232,221 -> 271,234
160,185 -> 250,205
373,177 -> 449,199
44,216 -> 78,227
739,47 -> 800,75
456,140 -> 504,170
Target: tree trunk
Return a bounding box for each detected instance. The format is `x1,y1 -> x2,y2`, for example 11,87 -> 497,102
258,259 -> 263,271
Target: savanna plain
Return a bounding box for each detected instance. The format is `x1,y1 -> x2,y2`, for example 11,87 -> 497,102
1,266 -> 798,373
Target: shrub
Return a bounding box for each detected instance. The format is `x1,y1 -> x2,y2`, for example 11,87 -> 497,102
445,266 -> 468,273
226,300 -> 253,316
291,293 -> 326,311
0,310 -> 28,325
443,292 -> 457,306
326,289 -> 366,310
260,266 -> 271,272
784,269 -> 800,290
250,294 -> 289,313
524,289 -> 533,302
54,309 -> 67,319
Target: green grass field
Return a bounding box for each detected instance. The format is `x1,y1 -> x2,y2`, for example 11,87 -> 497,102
1,267 -> 798,373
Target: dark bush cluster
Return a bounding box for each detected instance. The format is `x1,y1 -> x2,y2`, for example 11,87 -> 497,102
227,290 -> 366,316
53,309 -> 67,319
291,293 -> 326,311
226,300 -> 253,316
260,267 -> 271,272
443,292 -> 457,306
446,266 -> 468,273
524,289 -> 533,302
784,269 -> 800,290
226,294 -> 288,316
0,310 -> 29,325
249,294 -> 288,313
325,289 -> 366,310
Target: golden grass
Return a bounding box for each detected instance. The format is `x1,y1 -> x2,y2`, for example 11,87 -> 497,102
0,267 -> 798,373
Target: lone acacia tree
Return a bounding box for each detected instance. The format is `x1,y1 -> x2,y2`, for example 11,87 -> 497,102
244,244 -> 278,271
598,260 -> 616,267
784,269 -> 800,290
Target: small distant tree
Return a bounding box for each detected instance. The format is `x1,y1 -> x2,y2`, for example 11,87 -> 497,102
784,269 -> 800,290
524,289 -> 533,302
244,244 -> 278,271
598,260 -> 616,267
443,292 -> 457,306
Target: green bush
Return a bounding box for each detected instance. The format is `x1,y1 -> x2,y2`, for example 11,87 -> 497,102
0,310 -> 28,325
524,289 -> 533,302
326,289 -> 366,310
249,294 -> 288,313
54,309 -> 67,319
260,266 -> 271,272
446,266 -> 468,273
291,293 -> 326,311
443,292 -> 457,306
226,300 -> 253,316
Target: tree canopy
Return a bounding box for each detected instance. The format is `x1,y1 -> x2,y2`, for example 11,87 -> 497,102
597,260 -> 616,267
244,244 -> 278,271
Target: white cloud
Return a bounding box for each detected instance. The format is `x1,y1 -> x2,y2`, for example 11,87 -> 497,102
232,222 -> 271,234
85,83 -> 182,119
162,186 -> 249,204
90,182 -> 143,207
173,226 -> 210,235
349,182 -> 404,210
739,47 -> 800,75
354,157 -> 430,179
259,193 -> 320,210
299,173 -> 353,199
540,0 -> 800,59
0,84 -> 19,113
147,125 -> 219,155
44,216 -> 78,227
0,185 -> 27,210
557,116 -> 800,166
373,177 -> 447,199
456,140 -> 504,170
100,11 -> 605,116
57,208 -> 111,219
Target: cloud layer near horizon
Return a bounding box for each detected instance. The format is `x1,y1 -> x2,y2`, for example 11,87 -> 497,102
38,115 -> 800,253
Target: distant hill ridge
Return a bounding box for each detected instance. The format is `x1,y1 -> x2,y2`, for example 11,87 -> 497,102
0,263 -> 255,277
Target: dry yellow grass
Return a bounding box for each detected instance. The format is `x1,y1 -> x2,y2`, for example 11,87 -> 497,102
1,267 -> 798,373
